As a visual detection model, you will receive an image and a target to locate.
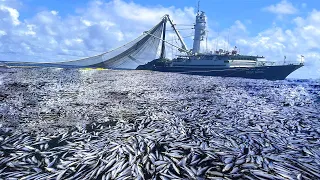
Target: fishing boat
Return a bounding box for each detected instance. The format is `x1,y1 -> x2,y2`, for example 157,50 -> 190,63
137,11 -> 304,80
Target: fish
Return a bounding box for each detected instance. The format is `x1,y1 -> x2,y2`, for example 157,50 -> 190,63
222,163 -> 234,172
0,74 -> 319,180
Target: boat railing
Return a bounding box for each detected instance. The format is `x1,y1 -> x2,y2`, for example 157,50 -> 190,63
257,61 -> 303,66
173,58 -> 188,62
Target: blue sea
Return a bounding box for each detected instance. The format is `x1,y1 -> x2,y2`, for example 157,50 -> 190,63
0,68 -> 319,179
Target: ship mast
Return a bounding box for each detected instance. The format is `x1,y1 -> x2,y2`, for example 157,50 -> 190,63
192,1 -> 207,55
160,18 -> 167,59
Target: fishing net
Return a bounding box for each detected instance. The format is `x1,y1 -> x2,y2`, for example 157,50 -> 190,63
58,21 -> 165,69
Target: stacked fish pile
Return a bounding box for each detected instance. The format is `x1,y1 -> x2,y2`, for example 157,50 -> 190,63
0,68 -> 319,179
1,115 -> 319,179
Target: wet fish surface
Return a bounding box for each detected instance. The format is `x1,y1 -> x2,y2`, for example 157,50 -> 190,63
0,68 -> 320,179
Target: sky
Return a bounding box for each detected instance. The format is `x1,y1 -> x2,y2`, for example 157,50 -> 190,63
0,0 -> 319,79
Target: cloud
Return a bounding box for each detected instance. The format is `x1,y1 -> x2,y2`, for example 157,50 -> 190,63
263,0 -> 298,15
0,5 -> 20,25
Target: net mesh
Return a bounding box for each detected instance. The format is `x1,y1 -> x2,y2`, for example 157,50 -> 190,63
59,21 -> 165,69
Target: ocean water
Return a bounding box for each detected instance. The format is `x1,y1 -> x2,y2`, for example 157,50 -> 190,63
0,68 -> 319,179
